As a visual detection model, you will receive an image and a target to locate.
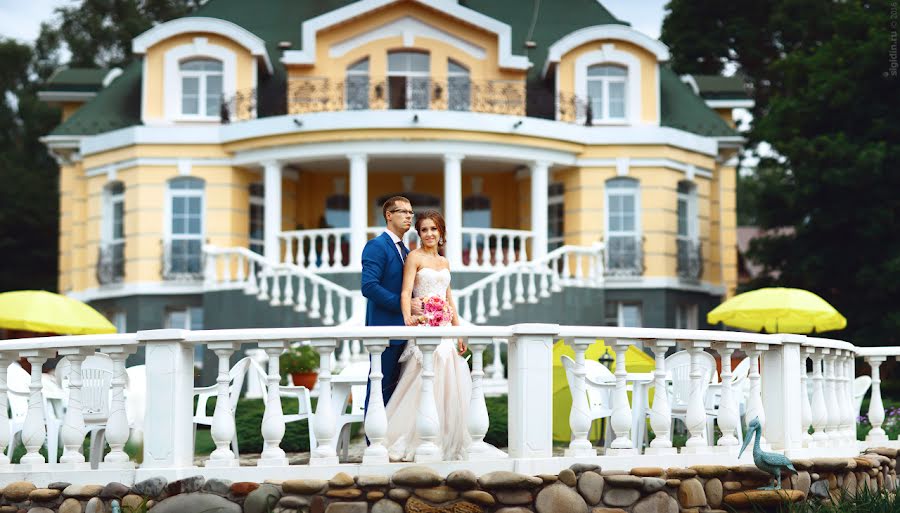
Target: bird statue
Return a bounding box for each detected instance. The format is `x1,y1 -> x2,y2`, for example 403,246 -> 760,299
739,416 -> 798,490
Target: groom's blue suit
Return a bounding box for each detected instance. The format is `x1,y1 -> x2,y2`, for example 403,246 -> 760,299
361,231 -> 409,416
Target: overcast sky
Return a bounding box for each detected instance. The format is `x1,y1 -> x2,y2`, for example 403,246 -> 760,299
0,0 -> 668,45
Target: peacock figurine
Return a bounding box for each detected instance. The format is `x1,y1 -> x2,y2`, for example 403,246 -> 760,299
739,416 -> 798,490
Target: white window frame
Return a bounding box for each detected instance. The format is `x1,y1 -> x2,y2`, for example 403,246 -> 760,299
345,57 -> 370,110
571,43 -> 642,125
178,58 -> 224,118
162,37 -> 238,123
387,51 -> 430,110
606,301 -> 643,327
604,178 -> 641,242
101,182 -> 125,277
677,181 -> 699,243
586,64 -> 627,122
675,303 -> 699,330
165,177 -> 206,278
249,182 -> 264,254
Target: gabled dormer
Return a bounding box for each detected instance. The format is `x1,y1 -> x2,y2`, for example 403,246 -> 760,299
132,17 -> 272,125
544,25 -> 670,126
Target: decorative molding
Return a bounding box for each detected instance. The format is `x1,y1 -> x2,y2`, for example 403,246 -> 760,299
36,91 -> 97,103
572,44 -> 648,125
616,157 -> 629,176
177,158 -> 192,176
705,99 -> 755,109
602,276 -> 725,296
132,16 -> 272,73
330,16 -> 485,60
102,68 -> 124,87
84,157 -> 234,177
67,281 -> 204,302
281,0 -> 529,70
680,74 -> 700,95
544,24 -> 670,78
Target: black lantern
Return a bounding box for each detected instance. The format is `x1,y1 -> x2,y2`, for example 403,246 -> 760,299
598,347 -> 613,369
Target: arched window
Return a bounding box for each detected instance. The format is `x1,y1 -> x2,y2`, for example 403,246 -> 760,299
165,177 -> 205,279
179,58 -> 223,117
448,59 -> 470,111
587,64 -> 627,122
676,180 -> 701,280
99,181 -> 125,284
604,177 -> 641,275
249,183 -> 264,254
388,51 -> 430,109
346,58 -> 369,110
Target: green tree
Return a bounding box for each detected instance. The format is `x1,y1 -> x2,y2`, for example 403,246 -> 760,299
662,0 -> 900,345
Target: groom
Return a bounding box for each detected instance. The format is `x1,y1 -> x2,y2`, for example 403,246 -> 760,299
361,196 -> 422,420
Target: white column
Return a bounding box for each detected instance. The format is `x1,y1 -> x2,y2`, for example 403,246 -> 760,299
823,352 -> 840,443
810,351 -> 828,444
101,347 -> 135,468
609,339 -> 636,453
19,350 -> 53,468
744,345 -> 767,448
564,337 -> 596,457
760,338 -> 803,454
415,337 -> 443,462
55,350 -> 88,467
258,341 -> 288,466
362,338 -> 389,465
443,154 -> 464,268
349,153 -> 368,268
310,339 -> 339,465
467,337 -> 501,460
138,329 -> 196,469
529,161 -> 550,260
865,356 -> 888,443
645,340 -> 676,455
263,160 -> 283,263
682,341 -> 713,454
716,342 -> 743,450
800,348 -> 814,447
507,324 -> 558,458
205,342 -> 240,468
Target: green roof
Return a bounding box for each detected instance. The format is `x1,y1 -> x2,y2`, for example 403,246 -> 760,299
661,67 -> 736,137
51,0 -> 735,138
692,74 -> 750,100
44,67 -> 110,92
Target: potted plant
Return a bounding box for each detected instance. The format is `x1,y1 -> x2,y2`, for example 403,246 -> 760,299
280,344 -> 319,389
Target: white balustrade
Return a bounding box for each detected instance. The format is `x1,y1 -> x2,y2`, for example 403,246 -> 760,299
645,340 -> 676,455
101,347 -> 135,468
205,342 -> 240,467
564,337 -> 596,457
20,350 -> 52,468
467,337 -> 501,460
0,354 -> 11,469
682,341 -> 712,453
414,337 -> 443,462
799,349 -> 813,446
258,342 -> 288,466
362,339 -> 389,465
715,342 -> 742,450
310,340 -> 339,465
865,355 -> 888,443
744,345 -> 766,447
459,228 -> 532,270
608,340 -> 635,452
810,350 -> 828,444
823,352 -> 840,443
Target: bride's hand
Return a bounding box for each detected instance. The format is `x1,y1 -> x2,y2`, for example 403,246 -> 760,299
404,315 -> 417,326
457,338 -> 467,355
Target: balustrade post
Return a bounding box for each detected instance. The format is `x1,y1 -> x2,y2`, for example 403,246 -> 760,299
507,324 -> 558,458
681,341 -> 713,454
823,352 -> 840,444
138,329 -> 196,469
835,351 -> 852,445
311,339 -> 339,465
565,338 -> 597,457
760,337 -> 803,454
19,349 -> 53,468
810,351 -> 828,445
0,353 -> 13,469
800,347 -> 814,446
362,339 -> 389,465
257,341 -> 288,466
102,347 -> 136,468
865,355 -> 888,443
56,349 -> 91,468
744,344 -> 768,449
205,342 -> 240,467
715,342 -> 743,450
645,340 -> 676,455
204,250 -> 217,287
414,337 -> 443,462
468,337 -> 503,460
339,339 -> 351,368
843,353 -> 856,444
609,339 -> 636,453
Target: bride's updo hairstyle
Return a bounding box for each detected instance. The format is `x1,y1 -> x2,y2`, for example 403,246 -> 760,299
415,210 -> 446,249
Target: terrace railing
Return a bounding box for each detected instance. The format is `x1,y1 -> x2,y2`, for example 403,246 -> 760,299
1,325 -> 894,486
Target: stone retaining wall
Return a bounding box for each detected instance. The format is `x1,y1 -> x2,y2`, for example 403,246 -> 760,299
0,449 -> 896,513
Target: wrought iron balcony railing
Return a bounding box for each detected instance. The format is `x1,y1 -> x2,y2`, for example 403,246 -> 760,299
161,239 -> 205,281
220,80 -> 599,125
604,235 -> 644,277
677,239 -> 703,282
96,242 -> 125,285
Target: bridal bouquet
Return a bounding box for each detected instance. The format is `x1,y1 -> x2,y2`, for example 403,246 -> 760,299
417,295 -> 453,327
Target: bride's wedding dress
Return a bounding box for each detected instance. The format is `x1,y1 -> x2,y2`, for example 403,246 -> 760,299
383,267 -> 471,461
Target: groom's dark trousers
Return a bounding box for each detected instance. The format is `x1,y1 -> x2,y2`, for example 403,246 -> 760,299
361,232 -> 410,426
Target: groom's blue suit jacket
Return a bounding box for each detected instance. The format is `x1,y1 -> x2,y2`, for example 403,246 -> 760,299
361,232 -> 406,341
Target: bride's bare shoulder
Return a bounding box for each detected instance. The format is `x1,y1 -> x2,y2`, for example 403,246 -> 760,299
439,255 -> 451,270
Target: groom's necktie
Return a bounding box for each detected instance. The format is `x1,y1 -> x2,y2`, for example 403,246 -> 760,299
397,241 -> 409,263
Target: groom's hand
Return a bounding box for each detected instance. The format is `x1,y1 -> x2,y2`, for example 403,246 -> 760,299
410,297 -> 424,316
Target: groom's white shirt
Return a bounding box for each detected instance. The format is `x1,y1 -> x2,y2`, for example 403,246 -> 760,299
384,229 -> 405,261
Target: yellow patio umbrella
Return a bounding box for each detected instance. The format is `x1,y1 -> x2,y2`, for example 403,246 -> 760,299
707,287 -> 846,334
0,290 -> 117,335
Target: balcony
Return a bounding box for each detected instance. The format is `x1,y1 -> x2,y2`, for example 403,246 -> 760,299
96,242 -> 124,285
677,239 -> 703,282
604,235 -> 644,277
220,79 -> 595,124
161,239 -> 204,281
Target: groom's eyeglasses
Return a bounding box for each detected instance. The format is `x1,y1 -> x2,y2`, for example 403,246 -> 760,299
390,209 -> 414,215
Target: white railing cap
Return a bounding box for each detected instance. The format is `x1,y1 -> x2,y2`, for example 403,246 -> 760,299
136,329 -> 189,342
182,325 -> 516,344
0,333 -> 138,352
855,346 -> 900,358
557,326 -> 777,345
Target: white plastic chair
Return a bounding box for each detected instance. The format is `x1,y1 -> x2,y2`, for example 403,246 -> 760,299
55,354 -> 116,468
6,362 -> 64,463
664,350 -> 718,443
331,360 -> 370,460
248,360 -> 317,454
561,355 -> 616,447
854,375 -> 872,417
706,356 -> 750,440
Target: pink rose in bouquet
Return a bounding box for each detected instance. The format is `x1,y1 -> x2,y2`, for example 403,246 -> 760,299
417,295 -> 453,327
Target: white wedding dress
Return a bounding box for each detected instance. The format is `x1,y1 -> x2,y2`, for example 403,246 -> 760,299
383,267 -> 472,461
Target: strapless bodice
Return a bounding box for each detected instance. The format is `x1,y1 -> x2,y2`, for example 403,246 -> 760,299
412,268 -> 451,299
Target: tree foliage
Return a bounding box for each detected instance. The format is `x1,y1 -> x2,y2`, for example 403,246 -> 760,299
0,1 -> 201,293
662,0 -> 900,345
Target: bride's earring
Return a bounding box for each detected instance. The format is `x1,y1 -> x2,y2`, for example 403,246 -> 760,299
439,237 -> 445,246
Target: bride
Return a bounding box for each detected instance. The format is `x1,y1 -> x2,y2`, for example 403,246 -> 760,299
383,210 -> 471,461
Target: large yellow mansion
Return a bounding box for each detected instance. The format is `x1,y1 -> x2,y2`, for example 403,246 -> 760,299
40,0 -> 748,335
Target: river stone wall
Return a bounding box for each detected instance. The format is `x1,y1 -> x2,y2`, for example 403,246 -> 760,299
0,448 -> 895,513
